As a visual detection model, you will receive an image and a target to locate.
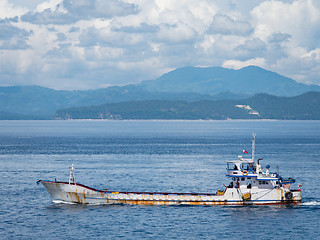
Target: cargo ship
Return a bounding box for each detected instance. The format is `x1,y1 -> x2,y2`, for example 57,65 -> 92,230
38,134 -> 302,205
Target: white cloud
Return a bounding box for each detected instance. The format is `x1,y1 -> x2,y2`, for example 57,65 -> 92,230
21,0 -> 139,25
303,49 -> 320,63
208,14 -> 252,36
36,0 -> 62,12
222,58 -> 266,70
113,22 -> 159,33
0,0 -> 320,89
124,0 -> 218,33
251,0 -> 320,49
268,33 -> 291,43
156,22 -> 197,43
0,22 -> 31,49
250,0 -> 320,84
0,0 -> 28,19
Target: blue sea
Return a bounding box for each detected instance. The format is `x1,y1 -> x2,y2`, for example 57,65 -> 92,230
1,120 -> 320,239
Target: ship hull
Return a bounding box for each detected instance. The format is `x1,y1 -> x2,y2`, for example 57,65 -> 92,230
40,180 -> 302,205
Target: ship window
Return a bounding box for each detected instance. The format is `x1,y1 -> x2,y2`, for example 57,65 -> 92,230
241,163 -> 254,171
241,178 -> 245,181
276,181 -> 279,184
232,177 -> 236,181
247,177 -> 251,179
241,163 -> 248,170
262,181 -> 266,184
259,181 -> 262,185
227,163 -> 238,170
266,181 -> 269,185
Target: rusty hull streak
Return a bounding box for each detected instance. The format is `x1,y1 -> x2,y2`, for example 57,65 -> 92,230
40,180 -> 302,205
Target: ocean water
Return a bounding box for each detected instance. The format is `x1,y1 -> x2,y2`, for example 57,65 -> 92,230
1,120 -> 320,239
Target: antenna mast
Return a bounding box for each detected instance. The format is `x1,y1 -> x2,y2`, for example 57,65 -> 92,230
252,133 -> 256,161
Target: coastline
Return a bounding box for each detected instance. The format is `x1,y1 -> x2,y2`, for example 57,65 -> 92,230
1,118 -> 320,121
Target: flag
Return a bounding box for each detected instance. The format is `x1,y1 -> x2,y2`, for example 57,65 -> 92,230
243,149 -> 248,154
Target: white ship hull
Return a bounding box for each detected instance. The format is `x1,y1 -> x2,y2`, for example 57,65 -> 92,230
41,180 -> 302,205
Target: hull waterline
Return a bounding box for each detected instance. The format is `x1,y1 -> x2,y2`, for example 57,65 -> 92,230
40,180 -> 302,206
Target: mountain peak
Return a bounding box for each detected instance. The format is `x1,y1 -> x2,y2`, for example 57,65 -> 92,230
139,65 -> 319,96
239,65 -> 264,70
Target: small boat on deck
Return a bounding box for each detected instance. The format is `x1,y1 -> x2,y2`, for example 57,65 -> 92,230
38,134 -> 302,205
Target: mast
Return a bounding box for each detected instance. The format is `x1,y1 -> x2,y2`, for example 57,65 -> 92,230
69,164 -> 76,185
251,133 -> 256,161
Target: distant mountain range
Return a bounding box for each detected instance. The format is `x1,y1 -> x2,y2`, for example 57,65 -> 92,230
0,65 -> 319,119
56,91 -> 320,120
0,85 -> 228,118
139,66 -> 320,96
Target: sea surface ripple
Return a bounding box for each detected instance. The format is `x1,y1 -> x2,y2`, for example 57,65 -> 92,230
1,120 -> 320,239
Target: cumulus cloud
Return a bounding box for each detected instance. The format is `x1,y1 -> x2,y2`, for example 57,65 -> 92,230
233,38 -> 266,60
0,22 -> 30,40
63,0 -> 139,19
222,58 -> 266,70
156,22 -> 197,43
21,8 -> 73,25
0,0 -> 28,19
113,22 -> 159,33
21,0 -> 139,24
249,0 -> 320,84
1,0 -> 320,89
251,0 -> 320,49
78,26 -> 146,49
45,43 -> 72,59
0,22 -> 31,49
303,49 -> 320,64
0,38 -> 30,50
208,14 -> 253,36
268,32 -> 291,43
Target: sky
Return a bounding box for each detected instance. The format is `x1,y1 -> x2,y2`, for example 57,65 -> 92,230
0,0 -> 320,90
